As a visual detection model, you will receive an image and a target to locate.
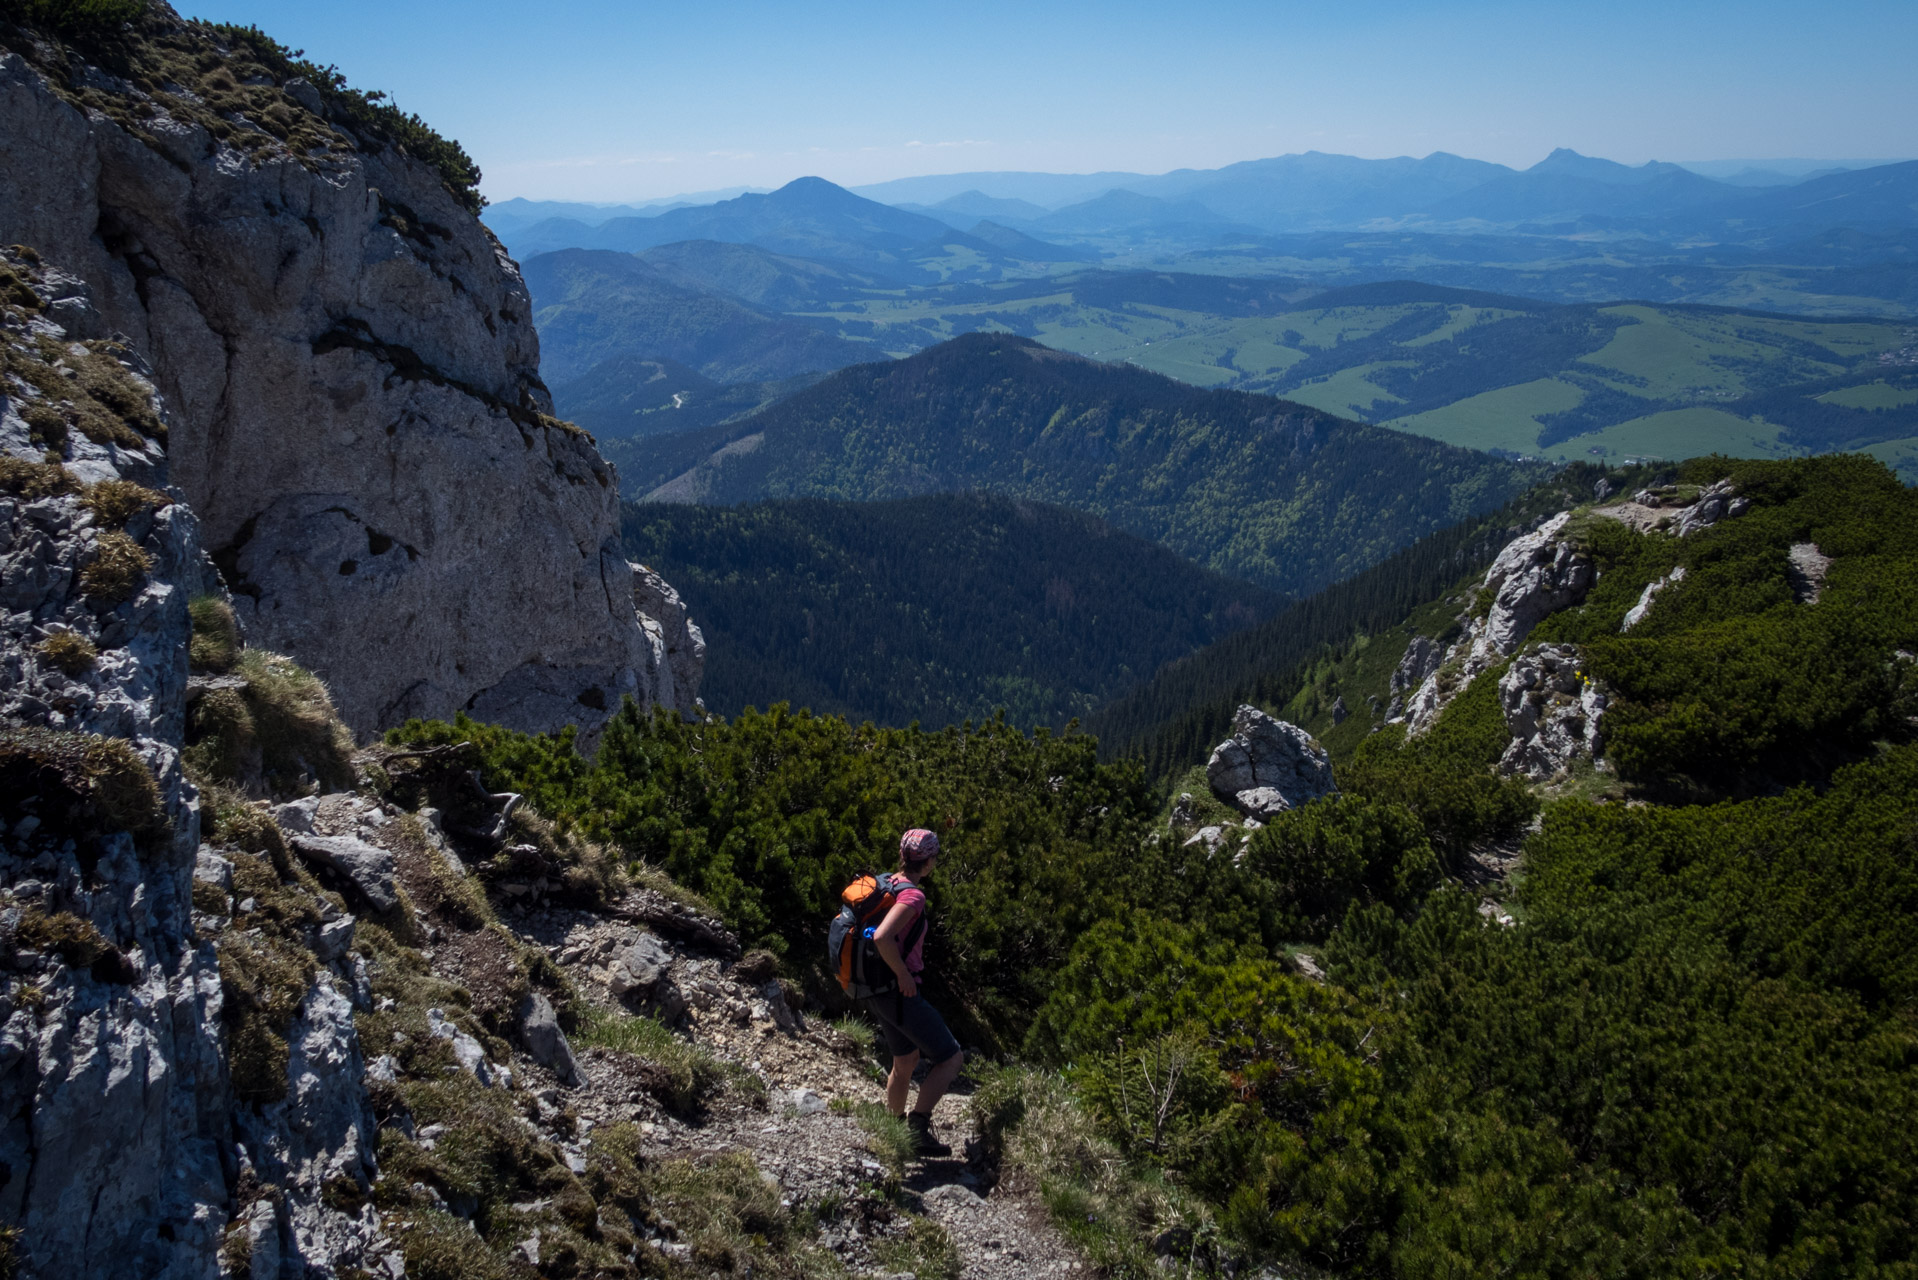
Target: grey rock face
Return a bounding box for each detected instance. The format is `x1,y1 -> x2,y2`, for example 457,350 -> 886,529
1497,644 -> 1608,780
1480,513 -> 1595,657
516,990 -> 585,1087
1385,633 -> 1443,722
1673,479 -> 1744,537
234,977 -> 386,1277
290,834 -> 399,913
0,45 -> 701,738
0,256 -> 232,1278
633,562 -> 708,719
1405,512 -> 1595,735
1621,566 -> 1687,631
1206,705 -> 1335,817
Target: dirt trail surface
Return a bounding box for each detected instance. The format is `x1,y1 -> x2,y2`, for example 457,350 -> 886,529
496,898 -> 1088,1277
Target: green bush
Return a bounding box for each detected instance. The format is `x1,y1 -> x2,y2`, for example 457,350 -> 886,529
0,0 -> 147,36
1239,795 -> 1439,941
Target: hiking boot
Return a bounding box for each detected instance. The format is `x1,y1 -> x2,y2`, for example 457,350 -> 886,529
906,1111 -> 951,1158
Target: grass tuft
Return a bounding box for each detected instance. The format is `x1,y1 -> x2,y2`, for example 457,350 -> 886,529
571,1002 -> 762,1114
874,1216 -> 962,1280
183,649 -> 354,797
78,529 -> 152,604
81,478 -> 169,528
37,631 -> 96,676
187,595 -> 240,673
0,454 -> 80,500
844,1100 -> 914,1183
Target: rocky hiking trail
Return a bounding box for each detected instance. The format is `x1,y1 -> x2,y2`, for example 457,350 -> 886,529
276,767 -> 1087,1279
500,899 -> 1086,1279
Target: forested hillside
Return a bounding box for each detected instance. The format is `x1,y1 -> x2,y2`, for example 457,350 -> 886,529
1083,464 -> 1611,775
396,452 -> 1918,1279
622,493 -> 1278,729
522,248 -> 875,386
634,333 -> 1538,597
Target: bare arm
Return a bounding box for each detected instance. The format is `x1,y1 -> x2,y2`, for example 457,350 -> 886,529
873,898 -> 921,998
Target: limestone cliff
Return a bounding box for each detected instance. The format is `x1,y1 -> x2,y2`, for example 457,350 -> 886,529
1,246 -> 234,1275
0,7 -> 701,737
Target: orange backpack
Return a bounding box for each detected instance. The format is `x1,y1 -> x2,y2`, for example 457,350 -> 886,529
828,873 -> 927,998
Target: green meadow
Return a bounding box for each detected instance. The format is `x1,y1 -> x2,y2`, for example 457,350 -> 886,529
796,279 -> 1916,474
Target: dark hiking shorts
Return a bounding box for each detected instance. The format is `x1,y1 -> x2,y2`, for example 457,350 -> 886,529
865,991 -> 961,1065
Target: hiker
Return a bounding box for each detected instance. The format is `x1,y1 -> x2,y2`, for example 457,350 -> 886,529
866,827 -> 964,1156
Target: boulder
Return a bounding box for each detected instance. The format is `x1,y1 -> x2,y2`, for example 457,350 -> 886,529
290,834 -> 399,914
759,978 -> 805,1034
1206,706 -> 1335,816
1497,644 -> 1608,779
516,991 -> 585,1088
274,796 -> 321,835
1182,825 -> 1227,853
314,915 -> 357,963
427,1007 -> 502,1088
608,933 -> 674,1002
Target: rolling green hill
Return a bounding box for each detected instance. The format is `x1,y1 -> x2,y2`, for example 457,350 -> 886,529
778,275 -> 1918,473
632,333 -> 1541,597
622,493 -> 1279,730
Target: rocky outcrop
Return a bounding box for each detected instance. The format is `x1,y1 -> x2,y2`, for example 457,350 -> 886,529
632,563 -> 706,720
1788,543 -> 1830,604
1478,512 -> 1596,657
1206,705 -> 1335,817
1621,566 -> 1686,631
1385,634 -> 1443,721
1601,478 -> 1749,538
1496,644 -> 1608,780
1404,512 -> 1595,734
0,15 -> 699,738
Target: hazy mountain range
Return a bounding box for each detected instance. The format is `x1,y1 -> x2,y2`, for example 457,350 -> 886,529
489,149 -> 1918,261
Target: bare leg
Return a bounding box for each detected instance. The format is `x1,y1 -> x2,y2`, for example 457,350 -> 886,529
886,1051 -> 920,1116
912,1051 -> 965,1116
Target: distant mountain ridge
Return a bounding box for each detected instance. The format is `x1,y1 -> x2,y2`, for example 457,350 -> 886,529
634,332 -> 1539,597
496,154 -> 1918,278
501,176 -> 1092,280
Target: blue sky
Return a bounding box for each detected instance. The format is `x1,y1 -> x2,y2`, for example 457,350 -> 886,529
188,1 -> 1917,202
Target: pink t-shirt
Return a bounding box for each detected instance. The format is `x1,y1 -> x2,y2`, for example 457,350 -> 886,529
894,883 -> 927,974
